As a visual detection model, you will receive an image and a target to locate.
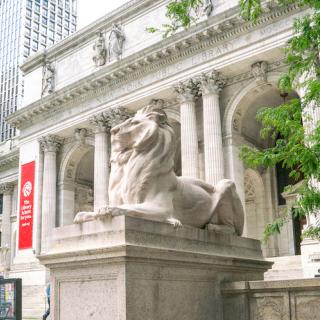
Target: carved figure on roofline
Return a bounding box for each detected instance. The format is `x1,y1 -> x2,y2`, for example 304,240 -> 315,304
74,104 -> 244,235
108,23 -> 125,61
93,31 -> 107,66
42,62 -> 55,96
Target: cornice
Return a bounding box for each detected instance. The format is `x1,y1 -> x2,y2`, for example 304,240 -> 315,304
8,3 -> 301,130
0,150 -> 19,172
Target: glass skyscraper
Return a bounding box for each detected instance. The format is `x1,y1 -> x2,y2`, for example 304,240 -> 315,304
0,0 -> 77,142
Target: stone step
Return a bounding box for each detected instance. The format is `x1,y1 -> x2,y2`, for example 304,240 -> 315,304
264,255 -> 303,280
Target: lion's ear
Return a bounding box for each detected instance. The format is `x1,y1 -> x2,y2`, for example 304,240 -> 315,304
147,111 -> 168,125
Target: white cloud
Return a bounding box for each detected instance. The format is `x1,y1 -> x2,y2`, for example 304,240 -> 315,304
77,0 -> 131,29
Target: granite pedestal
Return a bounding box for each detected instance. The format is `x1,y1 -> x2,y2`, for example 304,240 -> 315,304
38,216 -> 271,320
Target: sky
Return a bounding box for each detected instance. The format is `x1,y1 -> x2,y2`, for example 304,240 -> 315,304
77,0 -> 131,29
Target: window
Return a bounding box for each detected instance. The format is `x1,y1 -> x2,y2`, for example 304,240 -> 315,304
41,34 -> 46,43
0,194 -> 3,214
25,27 -> 31,36
25,18 -> 31,27
48,30 -> 54,38
49,21 -> 55,29
33,31 -> 39,40
26,9 -> 32,17
33,22 -> 39,31
42,16 -> 47,25
27,0 -> 32,8
50,3 -> 55,11
57,7 -> 63,16
43,0 -> 48,6
34,13 -> 40,22
35,4 -> 40,12
43,8 -> 48,17
41,25 -> 47,34
50,12 -> 55,20
57,16 -> 62,24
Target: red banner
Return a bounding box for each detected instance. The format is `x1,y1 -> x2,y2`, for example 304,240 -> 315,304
18,161 -> 35,250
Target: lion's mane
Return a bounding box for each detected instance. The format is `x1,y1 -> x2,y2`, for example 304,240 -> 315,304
109,107 -> 176,205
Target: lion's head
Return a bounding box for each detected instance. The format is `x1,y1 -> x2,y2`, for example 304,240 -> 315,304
109,106 -> 176,205
110,107 -> 170,152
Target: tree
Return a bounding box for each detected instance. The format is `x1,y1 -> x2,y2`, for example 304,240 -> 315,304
149,0 -> 320,240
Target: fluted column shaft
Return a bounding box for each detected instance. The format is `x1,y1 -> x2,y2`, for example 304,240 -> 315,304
199,71 -> 225,185
0,183 -> 14,269
93,122 -> 109,211
175,80 -> 199,178
40,135 -> 61,253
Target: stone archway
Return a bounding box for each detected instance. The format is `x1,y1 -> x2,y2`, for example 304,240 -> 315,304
58,140 -> 94,226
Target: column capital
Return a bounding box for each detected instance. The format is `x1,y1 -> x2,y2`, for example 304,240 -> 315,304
90,113 -> 108,133
103,107 -> 132,128
198,70 -> 226,96
39,135 -> 63,153
0,183 -> 14,195
90,107 -> 132,133
174,79 -> 198,103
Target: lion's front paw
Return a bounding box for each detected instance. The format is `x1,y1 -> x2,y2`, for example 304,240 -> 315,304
74,211 -> 96,224
167,218 -> 182,229
96,206 -> 127,219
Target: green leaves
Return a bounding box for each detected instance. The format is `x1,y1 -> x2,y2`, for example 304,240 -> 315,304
146,0 -> 204,37
239,0 -> 262,21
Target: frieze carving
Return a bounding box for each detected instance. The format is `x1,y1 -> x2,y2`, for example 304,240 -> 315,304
41,62 -> 55,96
108,23 -> 125,62
251,61 -> 268,85
198,70 -> 226,95
93,31 -> 107,67
39,135 -> 63,152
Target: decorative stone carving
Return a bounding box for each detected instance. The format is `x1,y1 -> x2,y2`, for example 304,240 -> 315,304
256,297 -> 285,320
198,0 -> 214,17
174,79 -> 198,103
198,70 -> 226,95
149,99 -> 165,109
39,135 -> 63,152
0,182 -> 14,195
108,23 -> 125,61
103,107 -> 132,129
251,61 -> 268,85
74,128 -> 87,143
0,246 -> 10,271
92,31 -> 107,67
74,106 -> 244,236
41,62 -> 55,96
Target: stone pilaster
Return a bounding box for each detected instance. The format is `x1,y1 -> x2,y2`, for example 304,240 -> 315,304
199,70 -> 226,185
0,183 -> 14,270
39,135 -> 62,253
174,79 -> 199,178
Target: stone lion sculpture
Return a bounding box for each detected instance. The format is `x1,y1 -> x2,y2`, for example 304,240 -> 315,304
74,106 -> 244,235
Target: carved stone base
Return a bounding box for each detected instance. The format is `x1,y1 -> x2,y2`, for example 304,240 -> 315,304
39,216 -> 271,320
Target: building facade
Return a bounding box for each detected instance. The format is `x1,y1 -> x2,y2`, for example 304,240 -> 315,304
0,0 -> 319,318
0,0 -> 77,317
0,0 -> 77,143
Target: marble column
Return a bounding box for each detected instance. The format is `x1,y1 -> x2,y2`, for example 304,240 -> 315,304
39,135 -> 62,253
0,183 -> 14,270
90,114 -> 110,212
199,71 -> 226,185
174,79 -> 199,178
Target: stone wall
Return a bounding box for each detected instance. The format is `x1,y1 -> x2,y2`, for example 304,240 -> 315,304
222,279 -> 320,320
